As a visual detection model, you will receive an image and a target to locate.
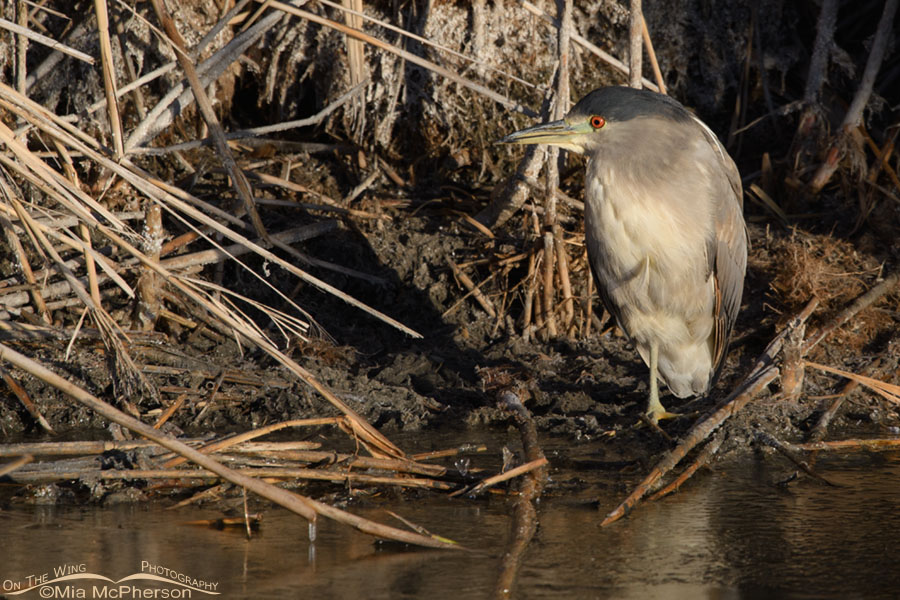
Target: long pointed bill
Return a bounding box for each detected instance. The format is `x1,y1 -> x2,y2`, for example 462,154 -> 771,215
498,119 -> 591,154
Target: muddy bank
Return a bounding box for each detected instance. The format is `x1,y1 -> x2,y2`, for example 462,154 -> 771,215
0,0 -> 898,511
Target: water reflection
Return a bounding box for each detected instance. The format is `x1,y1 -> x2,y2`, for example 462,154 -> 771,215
1,438 -> 898,599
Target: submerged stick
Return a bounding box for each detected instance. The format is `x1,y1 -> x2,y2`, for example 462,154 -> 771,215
493,388 -> 548,598
8,467 -> 456,490
601,366 -> 779,526
649,431 -> 724,501
792,438 -> 900,452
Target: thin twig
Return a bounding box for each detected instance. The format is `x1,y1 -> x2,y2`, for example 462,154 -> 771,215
448,259 -> 497,318
802,272 -> 899,354
0,17 -> 95,64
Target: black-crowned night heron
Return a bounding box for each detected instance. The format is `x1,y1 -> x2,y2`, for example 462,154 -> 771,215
501,86 -> 748,423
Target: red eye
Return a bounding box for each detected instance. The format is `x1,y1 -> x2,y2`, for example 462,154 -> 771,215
590,116 -> 606,129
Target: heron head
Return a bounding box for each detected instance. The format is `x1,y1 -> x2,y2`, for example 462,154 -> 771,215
499,86 -> 693,156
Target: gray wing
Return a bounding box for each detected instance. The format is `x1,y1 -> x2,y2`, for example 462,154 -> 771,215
587,254 -> 624,334
705,144 -> 748,382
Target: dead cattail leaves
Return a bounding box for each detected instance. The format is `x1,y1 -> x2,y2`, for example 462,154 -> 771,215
759,229 -> 897,353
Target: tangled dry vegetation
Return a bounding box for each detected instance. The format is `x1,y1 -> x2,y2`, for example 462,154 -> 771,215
0,0 -> 898,557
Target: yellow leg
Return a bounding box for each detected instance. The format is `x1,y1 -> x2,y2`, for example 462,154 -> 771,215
645,341 -> 678,424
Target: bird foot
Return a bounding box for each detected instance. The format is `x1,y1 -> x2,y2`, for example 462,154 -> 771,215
644,407 -> 681,426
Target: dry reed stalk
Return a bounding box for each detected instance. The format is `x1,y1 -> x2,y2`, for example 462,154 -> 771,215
135,81 -> 367,156
862,128 -> 900,192
0,440 -> 319,458
319,0 -> 538,91
447,259 -> 497,318
555,237 -> 575,332
790,0 -> 837,164
0,454 -> 33,478
162,417 -> 345,468
132,201 -> 163,331
160,223 -> 337,272
93,0 -> 124,158
411,444 -> 488,461
727,9 -> 754,150
0,16 -> 95,65
15,1 -> 27,98
804,361 -> 900,406
223,448 -> 448,477
247,170 -> 342,207
152,393 -> 188,429
628,0 -> 642,88
47,137 -> 104,309
113,18 -> 147,119
342,0 -> 367,141
780,310 -> 807,401
537,0 -> 573,340
456,457 -> 548,498
584,249 -> 593,336
802,0 -> 838,108
804,358 -> 888,460
802,272 -> 898,354
442,268 -> 498,319
0,205 -> 51,323
0,191 -> 133,299
167,483 -> 231,509
641,16 -> 666,94
754,430 -> 840,487
149,0 -> 267,239
0,364 -> 54,433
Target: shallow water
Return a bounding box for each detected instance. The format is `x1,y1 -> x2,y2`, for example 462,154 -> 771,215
1,432 -> 899,599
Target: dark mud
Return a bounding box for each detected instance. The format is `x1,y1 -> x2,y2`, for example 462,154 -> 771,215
4,200 -> 897,479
